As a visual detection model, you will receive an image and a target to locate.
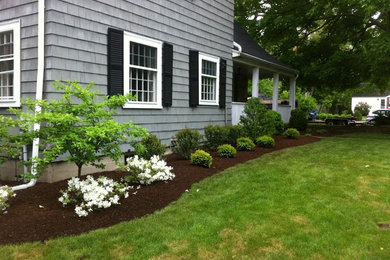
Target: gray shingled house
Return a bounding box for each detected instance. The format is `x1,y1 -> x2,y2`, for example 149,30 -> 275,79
0,0 -> 297,182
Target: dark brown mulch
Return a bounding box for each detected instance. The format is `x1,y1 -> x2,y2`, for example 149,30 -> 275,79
0,135 -> 320,245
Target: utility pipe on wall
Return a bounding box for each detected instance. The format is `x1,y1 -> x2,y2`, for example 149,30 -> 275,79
13,0 -> 45,191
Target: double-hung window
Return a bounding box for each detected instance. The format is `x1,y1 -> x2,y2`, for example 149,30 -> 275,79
381,99 -> 385,109
199,53 -> 219,105
0,21 -> 20,107
123,32 -> 162,109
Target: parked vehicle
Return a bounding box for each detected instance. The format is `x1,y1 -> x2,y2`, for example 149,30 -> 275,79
325,116 -> 357,126
366,109 -> 390,124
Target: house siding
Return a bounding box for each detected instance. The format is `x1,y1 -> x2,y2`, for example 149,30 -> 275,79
44,0 -> 234,144
0,0 -> 38,115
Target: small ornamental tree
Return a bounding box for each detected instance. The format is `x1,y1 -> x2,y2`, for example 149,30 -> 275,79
239,98 -> 268,141
10,81 -> 148,178
354,102 -> 371,116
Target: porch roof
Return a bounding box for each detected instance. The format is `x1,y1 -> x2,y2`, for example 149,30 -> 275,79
233,21 -> 299,76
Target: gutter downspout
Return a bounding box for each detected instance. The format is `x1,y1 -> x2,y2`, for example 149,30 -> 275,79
13,0 -> 45,191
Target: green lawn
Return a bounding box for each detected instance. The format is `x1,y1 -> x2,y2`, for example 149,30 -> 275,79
1,134 -> 390,259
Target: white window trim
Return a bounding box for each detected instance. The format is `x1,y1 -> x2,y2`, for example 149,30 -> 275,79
0,20 -> 20,107
198,53 -> 219,106
123,31 -> 162,109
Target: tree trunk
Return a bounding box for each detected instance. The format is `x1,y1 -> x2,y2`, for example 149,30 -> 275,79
77,164 -> 83,178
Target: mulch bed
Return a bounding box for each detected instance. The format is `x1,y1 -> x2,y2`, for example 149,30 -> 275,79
0,135 -> 320,245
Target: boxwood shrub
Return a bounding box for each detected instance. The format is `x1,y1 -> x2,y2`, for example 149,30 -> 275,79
217,144 -> 237,158
283,128 -> 300,139
204,125 -> 228,150
226,125 -> 245,146
236,137 -> 255,151
173,128 -> 202,159
191,150 -> 212,168
256,135 -> 275,148
136,134 -> 166,160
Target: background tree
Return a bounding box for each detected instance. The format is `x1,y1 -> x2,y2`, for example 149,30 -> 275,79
235,0 -> 390,93
9,81 -> 148,178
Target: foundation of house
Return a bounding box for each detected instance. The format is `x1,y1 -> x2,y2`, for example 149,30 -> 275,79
0,156 -> 124,183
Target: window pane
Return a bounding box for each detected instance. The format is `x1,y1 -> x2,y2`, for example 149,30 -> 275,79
0,31 -> 13,56
0,72 -> 13,99
0,60 -> 13,72
129,67 -> 156,103
130,42 -> 157,69
201,76 -> 216,101
202,60 -> 216,76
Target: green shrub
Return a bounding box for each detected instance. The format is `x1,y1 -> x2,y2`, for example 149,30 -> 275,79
191,150 -> 212,168
263,110 -> 285,135
217,144 -> 237,158
317,113 -> 327,120
256,135 -> 275,148
204,125 -> 228,150
226,125 -> 245,146
316,129 -> 328,134
136,134 -> 166,160
283,128 -> 300,139
236,137 -> 255,151
239,98 -> 268,140
305,133 -> 312,137
354,102 -> 371,116
354,110 -> 362,121
288,109 -> 307,131
173,128 -> 202,159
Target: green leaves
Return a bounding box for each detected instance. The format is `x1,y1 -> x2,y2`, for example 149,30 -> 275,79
235,0 -> 390,92
1,81 -> 148,179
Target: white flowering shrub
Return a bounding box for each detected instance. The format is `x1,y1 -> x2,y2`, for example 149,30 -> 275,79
1,185 -> 16,212
126,155 -> 175,185
59,175 -> 130,217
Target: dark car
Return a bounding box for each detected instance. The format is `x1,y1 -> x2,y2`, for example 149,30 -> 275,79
366,109 -> 390,124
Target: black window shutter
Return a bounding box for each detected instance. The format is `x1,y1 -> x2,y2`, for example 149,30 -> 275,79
189,50 -> 199,107
219,58 -> 227,108
162,43 -> 173,107
107,28 -> 124,96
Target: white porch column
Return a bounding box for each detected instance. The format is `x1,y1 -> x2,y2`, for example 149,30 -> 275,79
289,77 -> 296,110
272,73 -> 279,111
251,67 -> 259,98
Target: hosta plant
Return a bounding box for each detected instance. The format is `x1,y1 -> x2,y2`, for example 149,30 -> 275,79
0,185 -> 15,212
125,155 -> 175,185
59,175 -> 130,217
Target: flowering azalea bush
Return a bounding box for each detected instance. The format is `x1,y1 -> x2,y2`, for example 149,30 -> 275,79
1,185 -> 16,212
125,155 -> 175,185
59,175 -> 130,217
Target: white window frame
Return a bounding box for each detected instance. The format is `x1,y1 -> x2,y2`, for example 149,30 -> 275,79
0,20 -> 20,107
380,98 -> 385,109
198,53 -> 219,106
123,32 -> 162,109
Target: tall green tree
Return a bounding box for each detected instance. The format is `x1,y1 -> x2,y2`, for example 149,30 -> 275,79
235,0 -> 390,92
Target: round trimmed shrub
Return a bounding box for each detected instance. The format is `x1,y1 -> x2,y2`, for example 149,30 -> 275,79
217,144 -> 237,158
236,137 -> 255,151
191,150 -> 212,168
283,128 -> 300,139
256,135 -> 275,148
